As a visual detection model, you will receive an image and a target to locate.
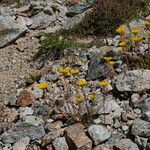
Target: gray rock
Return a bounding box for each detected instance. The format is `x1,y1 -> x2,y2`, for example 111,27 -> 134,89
33,88 -> 43,99
131,119 -> 150,137
134,97 -> 150,113
62,13 -> 84,30
19,107 -> 34,118
115,139 -> 139,150
29,11 -> 55,29
0,6 -> 13,16
0,15 -> 27,48
116,70 -> 150,92
86,57 -> 108,80
33,105 -> 50,116
43,6 -> 53,15
106,132 -> 124,149
135,135 -> 148,150
13,137 -> 30,150
23,115 -> 44,127
0,122 -> 45,144
141,111 -> 150,122
4,93 -> 17,106
88,125 -> 111,145
97,95 -> 123,118
113,119 -> 121,129
3,144 -> 12,150
52,137 -> 69,150
66,1 -> 96,17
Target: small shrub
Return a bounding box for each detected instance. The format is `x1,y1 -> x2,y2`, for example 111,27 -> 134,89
71,0 -> 150,37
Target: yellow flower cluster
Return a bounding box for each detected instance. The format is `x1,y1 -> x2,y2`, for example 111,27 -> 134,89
131,28 -> 141,34
75,94 -> 85,103
119,41 -> 126,47
103,56 -> 113,61
132,36 -> 143,42
59,67 -> 79,75
37,82 -> 49,90
108,61 -> 116,65
99,81 -> 110,87
70,69 -> 80,74
76,79 -> 87,86
116,25 -> 127,34
88,94 -> 97,99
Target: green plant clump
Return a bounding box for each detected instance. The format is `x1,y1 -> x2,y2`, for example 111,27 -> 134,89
70,0 -> 150,37
33,31 -> 90,61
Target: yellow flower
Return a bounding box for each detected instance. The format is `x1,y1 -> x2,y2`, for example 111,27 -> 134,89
99,81 -> 110,87
131,28 -> 141,34
75,94 -> 85,103
119,41 -> 126,47
88,94 -> 97,99
144,21 -> 150,26
76,79 -> 87,86
108,61 -> 116,65
70,69 -> 80,75
37,82 -> 48,90
59,67 -> 70,74
132,36 -> 143,42
103,56 -> 113,61
116,25 -> 127,34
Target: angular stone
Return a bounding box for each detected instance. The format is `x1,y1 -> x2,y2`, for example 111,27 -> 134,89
52,137 -> 69,150
116,70 -> 150,92
29,11 -> 55,29
0,15 -> 27,48
131,119 -> 150,137
41,129 -> 64,147
46,144 -> 53,150
88,125 -> 111,145
106,132 -> 124,149
86,57 -> 108,80
135,135 -> 148,150
115,139 -> 139,150
134,97 -> 150,113
65,123 -> 92,150
0,122 -> 45,144
16,90 -> 35,107
45,121 -> 62,131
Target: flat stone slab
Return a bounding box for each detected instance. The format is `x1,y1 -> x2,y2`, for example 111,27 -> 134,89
0,122 -> 45,144
0,15 -> 27,48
